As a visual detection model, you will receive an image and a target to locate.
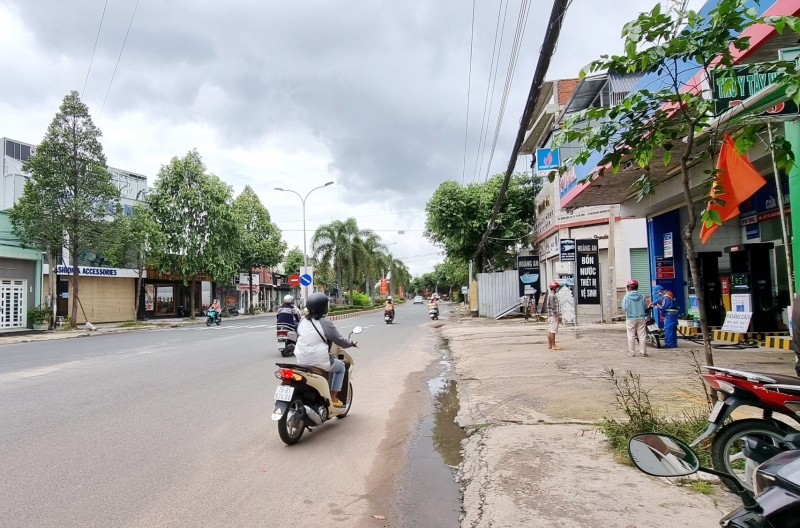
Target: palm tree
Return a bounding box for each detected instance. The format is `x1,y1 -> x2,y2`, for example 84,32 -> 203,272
354,232 -> 386,302
312,218 -> 380,304
377,252 -> 411,298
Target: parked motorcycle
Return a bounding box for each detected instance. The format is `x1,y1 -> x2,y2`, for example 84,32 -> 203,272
272,325 -> 363,445
276,323 -> 297,358
225,305 -> 240,317
692,366 -> 800,491
629,432 -> 800,527
384,310 -> 394,324
205,308 -> 221,326
645,307 -> 661,348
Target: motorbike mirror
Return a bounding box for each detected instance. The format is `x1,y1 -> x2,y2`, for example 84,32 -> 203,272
628,433 -> 700,477
351,326 -> 363,334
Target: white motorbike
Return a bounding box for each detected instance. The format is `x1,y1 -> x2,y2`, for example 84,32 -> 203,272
276,323 -> 298,357
428,305 -> 439,320
272,325 -> 363,445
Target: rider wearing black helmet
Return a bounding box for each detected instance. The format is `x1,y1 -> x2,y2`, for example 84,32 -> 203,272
295,292 -> 358,407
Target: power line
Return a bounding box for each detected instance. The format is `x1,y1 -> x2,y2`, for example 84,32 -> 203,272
483,0 -> 533,181
474,0 -> 571,261
471,0 -> 506,182
99,0 -> 140,118
475,0 -> 511,183
461,0 -> 477,185
83,0 -> 110,96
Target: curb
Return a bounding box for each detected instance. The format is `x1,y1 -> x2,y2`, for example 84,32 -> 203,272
328,308 -> 385,321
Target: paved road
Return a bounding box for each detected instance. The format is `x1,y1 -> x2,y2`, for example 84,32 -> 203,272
0,303 -> 441,527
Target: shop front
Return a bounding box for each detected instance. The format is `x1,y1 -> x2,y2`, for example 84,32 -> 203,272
139,268 -> 210,320
44,264 -> 140,324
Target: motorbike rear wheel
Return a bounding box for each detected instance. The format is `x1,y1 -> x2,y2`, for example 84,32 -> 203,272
647,333 -> 660,348
711,418 -> 792,492
280,348 -> 292,358
278,397 -> 306,445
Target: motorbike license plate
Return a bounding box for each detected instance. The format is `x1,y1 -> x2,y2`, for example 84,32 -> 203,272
278,342 -> 285,350
647,324 -> 659,333
274,385 -> 294,402
708,400 -> 724,422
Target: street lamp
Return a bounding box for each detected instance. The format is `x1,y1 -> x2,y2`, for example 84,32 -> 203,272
275,181 -> 334,302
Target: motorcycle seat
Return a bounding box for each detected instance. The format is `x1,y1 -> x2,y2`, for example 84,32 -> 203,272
754,372 -> 800,387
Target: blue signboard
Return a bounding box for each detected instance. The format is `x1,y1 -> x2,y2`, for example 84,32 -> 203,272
745,223 -> 760,240
536,147 -> 561,171
300,274 -> 313,286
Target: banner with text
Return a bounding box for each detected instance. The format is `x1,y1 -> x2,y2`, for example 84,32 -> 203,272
576,239 -> 600,305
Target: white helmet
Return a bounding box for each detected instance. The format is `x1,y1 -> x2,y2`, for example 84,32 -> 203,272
387,296 -> 393,301
283,295 -> 294,303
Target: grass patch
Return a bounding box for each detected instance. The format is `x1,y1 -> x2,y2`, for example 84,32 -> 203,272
118,320 -> 147,328
689,480 -> 715,495
599,364 -> 713,468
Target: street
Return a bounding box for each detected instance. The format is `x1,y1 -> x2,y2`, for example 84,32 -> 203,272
0,304 -> 447,528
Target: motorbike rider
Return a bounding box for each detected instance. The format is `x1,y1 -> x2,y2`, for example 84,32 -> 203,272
650,285 -> 679,348
276,295 -> 301,329
208,299 -> 221,323
295,292 -> 357,407
385,296 -> 395,317
427,297 -> 439,314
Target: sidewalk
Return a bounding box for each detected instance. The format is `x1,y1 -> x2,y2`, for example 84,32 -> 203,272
0,313 -> 271,346
441,312 -> 796,527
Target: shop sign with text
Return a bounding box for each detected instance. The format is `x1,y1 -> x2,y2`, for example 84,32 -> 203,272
576,239 -> 600,305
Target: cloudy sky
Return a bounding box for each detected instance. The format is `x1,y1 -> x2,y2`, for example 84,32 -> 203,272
0,0 -> 704,275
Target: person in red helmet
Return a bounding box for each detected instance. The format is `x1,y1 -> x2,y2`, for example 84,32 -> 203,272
622,279 -> 649,357
547,281 -> 562,350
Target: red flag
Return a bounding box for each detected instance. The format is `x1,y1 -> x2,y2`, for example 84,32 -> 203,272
700,134 -> 766,244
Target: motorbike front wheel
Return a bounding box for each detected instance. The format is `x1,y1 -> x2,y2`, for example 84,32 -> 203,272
278,397 -> 306,445
711,418 -> 792,492
206,318 -> 212,327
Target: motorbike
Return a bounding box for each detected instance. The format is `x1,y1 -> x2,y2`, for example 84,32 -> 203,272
691,366 -> 800,492
629,432 -> 800,527
384,310 -> 394,324
205,308 -> 221,326
645,307 -> 662,348
272,325 -> 363,445
428,304 -> 439,320
276,323 -> 298,358
225,305 -> 239,317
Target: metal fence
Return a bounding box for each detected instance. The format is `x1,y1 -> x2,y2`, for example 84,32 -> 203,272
477,270 -> 519,318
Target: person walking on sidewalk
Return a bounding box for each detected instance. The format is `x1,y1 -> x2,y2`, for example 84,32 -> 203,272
547,281 -> 562,350
622,279 -> 648,357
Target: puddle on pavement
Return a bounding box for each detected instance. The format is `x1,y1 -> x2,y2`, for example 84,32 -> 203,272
399,340 -> 465,526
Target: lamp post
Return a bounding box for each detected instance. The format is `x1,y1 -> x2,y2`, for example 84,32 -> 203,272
275,182 -> 334,303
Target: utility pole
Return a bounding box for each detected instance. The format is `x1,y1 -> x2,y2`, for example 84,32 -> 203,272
606,206 -> 617,324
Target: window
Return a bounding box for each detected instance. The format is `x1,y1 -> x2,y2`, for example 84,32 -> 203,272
156,285 -> 175,315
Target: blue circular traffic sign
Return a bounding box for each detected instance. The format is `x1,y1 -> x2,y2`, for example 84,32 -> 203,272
300,274 -> 313,286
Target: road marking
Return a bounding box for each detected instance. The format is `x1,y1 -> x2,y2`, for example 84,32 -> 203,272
0,361 -> 82,383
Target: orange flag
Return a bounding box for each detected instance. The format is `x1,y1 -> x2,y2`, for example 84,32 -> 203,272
700,134 -> 766,244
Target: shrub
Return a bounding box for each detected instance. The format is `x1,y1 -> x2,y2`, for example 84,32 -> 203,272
28,305 -> 53,325
352,292 -> 371,307
599,366 -> 713,467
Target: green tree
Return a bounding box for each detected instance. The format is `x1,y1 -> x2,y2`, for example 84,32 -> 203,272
551,0 -> 800,364
104,204 -> 165,318
312,218 -> 379,304
147,150 -> 240,319
234,186 -> 286,312
9,91 -> 119,327
425,173 -> 538,272
283,246 -> 305,276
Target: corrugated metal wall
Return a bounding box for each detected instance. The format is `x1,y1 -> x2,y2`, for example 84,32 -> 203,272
477,270 -> 519,318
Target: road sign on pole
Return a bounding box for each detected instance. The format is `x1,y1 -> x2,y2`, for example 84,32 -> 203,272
288,274 -> 301,287
299,266 -> 314,304
300,274 -> 312,286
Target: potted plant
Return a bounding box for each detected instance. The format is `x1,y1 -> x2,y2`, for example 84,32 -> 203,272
28,305 -> 53,331
677,313 -> 694,327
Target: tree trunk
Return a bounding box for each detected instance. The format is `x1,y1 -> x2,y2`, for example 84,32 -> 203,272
49,245 -> 58,328
680,129 -> 714,366
190,278 -> 196,320
71,245 -> 79,328
248,268 -> 254,314
135,273 -> 142,320
336,266 -> 343,304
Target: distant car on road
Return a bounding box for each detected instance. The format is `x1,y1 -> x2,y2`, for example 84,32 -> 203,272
413,295 -> 424,304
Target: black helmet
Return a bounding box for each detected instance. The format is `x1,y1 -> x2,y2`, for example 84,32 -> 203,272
306,292 -> 329,318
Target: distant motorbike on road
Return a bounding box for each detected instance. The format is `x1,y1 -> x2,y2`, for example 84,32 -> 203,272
272,325 -> 363,445
276,324 -> 297,358
384,310 -> 394,324
428,303 -> 439,320
205,308 -> 221,326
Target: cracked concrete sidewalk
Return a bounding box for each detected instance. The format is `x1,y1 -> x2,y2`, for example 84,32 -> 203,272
442,315 -> 797,527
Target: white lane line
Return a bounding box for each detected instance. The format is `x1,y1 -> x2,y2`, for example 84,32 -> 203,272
0,360 -> 82,383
